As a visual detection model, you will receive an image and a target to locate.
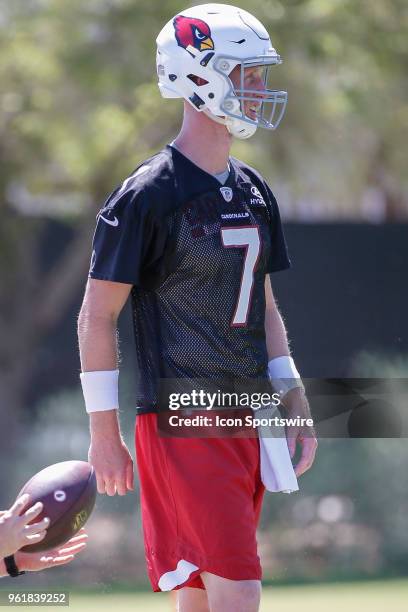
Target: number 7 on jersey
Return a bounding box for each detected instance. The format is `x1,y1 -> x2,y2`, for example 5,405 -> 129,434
221,226 -> 261,327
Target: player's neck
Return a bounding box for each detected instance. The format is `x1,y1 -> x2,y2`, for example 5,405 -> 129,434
173,107 -> 232,176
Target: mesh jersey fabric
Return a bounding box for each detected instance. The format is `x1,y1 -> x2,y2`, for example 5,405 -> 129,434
89,145 -> 290,413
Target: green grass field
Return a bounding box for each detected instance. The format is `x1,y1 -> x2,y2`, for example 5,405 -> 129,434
53,579 -> 408,611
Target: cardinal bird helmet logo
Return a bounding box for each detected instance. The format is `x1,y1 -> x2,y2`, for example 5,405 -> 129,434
173,15 -> 214,55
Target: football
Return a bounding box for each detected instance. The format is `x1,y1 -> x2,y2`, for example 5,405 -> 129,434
17,460 -> 96,553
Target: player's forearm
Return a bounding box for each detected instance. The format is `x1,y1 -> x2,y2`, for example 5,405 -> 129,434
89,409 -> 122,441
77,310 -> 118,372
265,300 -> 309,413
264,275 -> 290,359
78,309 -> 122,437
265,301 -> 290,360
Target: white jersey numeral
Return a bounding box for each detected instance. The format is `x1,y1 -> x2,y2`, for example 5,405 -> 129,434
221,226 -> 261,326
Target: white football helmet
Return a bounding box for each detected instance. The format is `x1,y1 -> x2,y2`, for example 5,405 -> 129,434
156,3 -> 287,139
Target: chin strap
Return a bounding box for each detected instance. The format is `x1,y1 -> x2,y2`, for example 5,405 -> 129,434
203,109 -> 257,140
202,109 -> 227,126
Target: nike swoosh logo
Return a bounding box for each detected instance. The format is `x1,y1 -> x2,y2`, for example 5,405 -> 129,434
99,215 -> 119,227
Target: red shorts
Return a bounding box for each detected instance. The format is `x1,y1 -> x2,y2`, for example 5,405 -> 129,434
135,413 -> 265,592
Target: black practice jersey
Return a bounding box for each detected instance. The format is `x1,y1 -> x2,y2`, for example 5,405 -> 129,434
90,145 -> 290,413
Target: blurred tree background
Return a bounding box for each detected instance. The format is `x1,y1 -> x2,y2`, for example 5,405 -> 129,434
0,0 -> 407,590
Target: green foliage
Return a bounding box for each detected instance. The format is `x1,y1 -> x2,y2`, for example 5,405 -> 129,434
232,0 -> 408,218
0,1 -> 407,586
0,0 -> 184,215
1,0 -> 407,218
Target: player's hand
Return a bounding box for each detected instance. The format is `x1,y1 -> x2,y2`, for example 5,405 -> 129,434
282,389 -> 317,477
15,529 -> 88,572
89,437 -> 134,496
88,416 -> 134,496
0,494 -> 50,559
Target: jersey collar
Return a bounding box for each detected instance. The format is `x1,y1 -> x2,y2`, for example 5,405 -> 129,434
166,144 -> 236,188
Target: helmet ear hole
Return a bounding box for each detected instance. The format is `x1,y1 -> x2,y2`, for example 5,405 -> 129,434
187,74 -> 209,86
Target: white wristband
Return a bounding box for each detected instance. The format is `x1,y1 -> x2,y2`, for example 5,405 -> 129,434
267,356 -> 304,398
80,370 -> 119,414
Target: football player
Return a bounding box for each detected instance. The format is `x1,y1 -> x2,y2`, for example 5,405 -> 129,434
0,494 -> 87,577
78,4 -> 317,611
